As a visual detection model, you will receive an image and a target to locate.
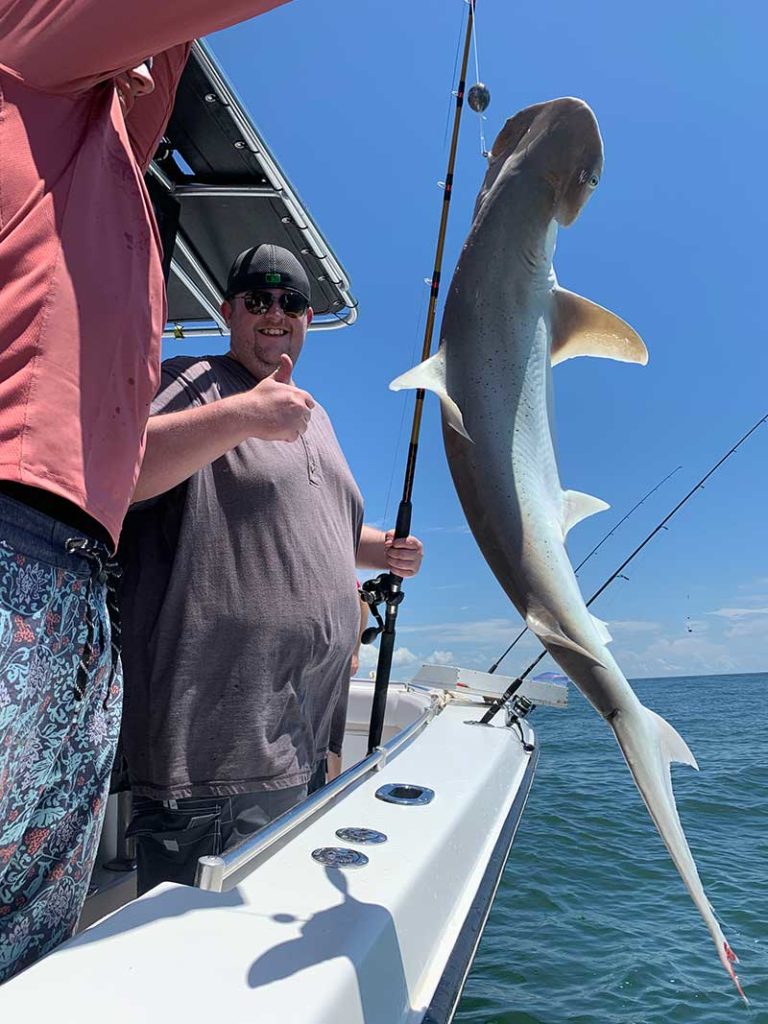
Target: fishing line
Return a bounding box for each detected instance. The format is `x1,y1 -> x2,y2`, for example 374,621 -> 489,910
469,0 -> 489,155
487,465 -> 683,673
444,0 -> 468,149
480,411 -> 768,724
363,0 -> 479,755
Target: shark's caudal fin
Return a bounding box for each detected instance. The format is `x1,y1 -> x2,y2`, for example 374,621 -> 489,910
609,704 -> 746,1003
551,288 -> 649,366
389,347 -> 472,441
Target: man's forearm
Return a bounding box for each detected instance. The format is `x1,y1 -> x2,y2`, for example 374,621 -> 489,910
133,397 -> 250,503
356,525 -> 388,569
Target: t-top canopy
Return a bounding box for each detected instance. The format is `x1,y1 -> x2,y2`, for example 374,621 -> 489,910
149,40 -> 357,337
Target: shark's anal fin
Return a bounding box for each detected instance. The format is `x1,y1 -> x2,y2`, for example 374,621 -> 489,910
590,614 -> 613,646
551,288 -> 649,366
563,488 -> 609,536
389,346 -> 472,441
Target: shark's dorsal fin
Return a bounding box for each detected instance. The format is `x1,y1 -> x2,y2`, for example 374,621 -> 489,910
389,346 -> 472,441
562,488 -> 609,536
551,288 -> 648,366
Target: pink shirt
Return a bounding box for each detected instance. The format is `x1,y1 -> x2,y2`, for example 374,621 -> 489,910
0,0 -> 288,546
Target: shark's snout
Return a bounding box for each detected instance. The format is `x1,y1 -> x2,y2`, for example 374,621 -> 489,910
482,97 -> 604,227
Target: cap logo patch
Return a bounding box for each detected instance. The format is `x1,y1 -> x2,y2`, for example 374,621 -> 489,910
265,273 -> 282,284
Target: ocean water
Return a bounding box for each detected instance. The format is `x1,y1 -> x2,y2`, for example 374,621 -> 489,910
455,673 -> 768,1024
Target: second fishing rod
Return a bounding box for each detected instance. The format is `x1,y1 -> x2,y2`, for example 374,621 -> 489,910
479,410 -> 768,725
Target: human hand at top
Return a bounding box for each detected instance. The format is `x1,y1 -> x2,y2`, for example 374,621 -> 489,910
384,531 -> 424,578
242,354 -> 315,442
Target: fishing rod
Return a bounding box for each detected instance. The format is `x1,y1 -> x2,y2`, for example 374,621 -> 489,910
479,411 -> 768,726
362,0 -> 487,755
486,465 -> 682,674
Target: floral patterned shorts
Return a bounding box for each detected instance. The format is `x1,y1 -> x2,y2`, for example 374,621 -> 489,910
0,496 -> 121,984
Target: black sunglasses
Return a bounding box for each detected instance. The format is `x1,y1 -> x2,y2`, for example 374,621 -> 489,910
238,290 -> 309,319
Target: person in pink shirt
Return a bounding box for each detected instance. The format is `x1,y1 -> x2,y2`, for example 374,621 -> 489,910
0,0 -> 300,982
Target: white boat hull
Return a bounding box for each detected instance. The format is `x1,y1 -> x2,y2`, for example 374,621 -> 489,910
1,681 -> 538,1022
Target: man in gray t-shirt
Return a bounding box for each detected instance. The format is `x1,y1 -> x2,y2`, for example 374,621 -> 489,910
119,244 -> 423,894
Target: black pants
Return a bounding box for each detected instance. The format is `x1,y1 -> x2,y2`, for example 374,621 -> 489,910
128,785 -> 308,896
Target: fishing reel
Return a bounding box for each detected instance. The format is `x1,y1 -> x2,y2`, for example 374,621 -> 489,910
360,573 -> 404,645
505,694 -> 536,752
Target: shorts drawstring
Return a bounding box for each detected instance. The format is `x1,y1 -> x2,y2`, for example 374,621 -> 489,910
65,537 -> 122,707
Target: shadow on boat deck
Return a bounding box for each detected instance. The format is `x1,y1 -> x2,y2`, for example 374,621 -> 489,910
247,867 -> 409,1021
71,883 -> 245,947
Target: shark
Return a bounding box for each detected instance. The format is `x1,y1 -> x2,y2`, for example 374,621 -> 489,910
391,97 -> 744,1000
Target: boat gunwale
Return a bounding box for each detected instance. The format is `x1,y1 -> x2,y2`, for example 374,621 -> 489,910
194,685 -> 447,891
421,727 -> 539,1024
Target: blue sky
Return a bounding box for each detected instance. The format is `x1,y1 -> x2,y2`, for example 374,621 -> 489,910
169,0 -> 768,680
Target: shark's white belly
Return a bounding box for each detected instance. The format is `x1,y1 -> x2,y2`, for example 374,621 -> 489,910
446,312 -> 575,597
442,303 -> 634,714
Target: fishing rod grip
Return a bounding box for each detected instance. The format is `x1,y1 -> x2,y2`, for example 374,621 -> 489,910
367,599 -> 398,754
393,499 -> 412,542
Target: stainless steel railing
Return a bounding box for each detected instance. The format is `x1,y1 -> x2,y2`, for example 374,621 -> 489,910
194,692 -> 444,891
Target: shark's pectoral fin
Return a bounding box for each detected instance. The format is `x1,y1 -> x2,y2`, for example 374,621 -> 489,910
525,610 -> 607,668
389,347 -> 472,441
551,288 -> 648,366
562,488 -> 609,536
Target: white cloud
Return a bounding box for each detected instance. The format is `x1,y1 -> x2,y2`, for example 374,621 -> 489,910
608,620 -> 662,634
398,617 -> 527,645
628,633 -> 741,676
424,650 -> 455,665
392,647 -> 419,666
710,606 -> 768,619
357,644 -> 379,669
725,617 -> 768,638
359,644 -> 419,667
738,577 -> 768,591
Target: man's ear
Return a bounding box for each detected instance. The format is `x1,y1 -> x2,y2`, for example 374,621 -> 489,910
306,306 -> 313,326
221,300 -> 232,326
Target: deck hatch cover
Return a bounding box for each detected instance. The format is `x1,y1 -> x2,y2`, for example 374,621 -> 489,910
375,783 -> 435,806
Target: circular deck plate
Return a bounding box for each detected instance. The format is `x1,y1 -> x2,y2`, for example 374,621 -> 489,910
335,827 -> 388,845
311,847 -> 369,868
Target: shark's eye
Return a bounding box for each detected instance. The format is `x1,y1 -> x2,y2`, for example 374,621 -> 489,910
588,174 -> 599,188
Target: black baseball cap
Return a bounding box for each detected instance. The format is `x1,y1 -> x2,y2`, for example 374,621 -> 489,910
225,244 -> 311,303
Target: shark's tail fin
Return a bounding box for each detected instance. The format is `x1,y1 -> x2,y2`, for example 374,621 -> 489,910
609,704 -> 747,1003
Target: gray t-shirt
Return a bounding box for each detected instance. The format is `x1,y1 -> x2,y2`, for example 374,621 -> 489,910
118,354 -> 364,799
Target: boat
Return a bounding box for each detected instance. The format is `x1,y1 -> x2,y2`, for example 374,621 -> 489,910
0,40 -> 566,1019
3,672 -> 566,1021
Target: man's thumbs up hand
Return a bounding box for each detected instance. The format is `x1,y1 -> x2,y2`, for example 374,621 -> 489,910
240,354 -> 315,442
